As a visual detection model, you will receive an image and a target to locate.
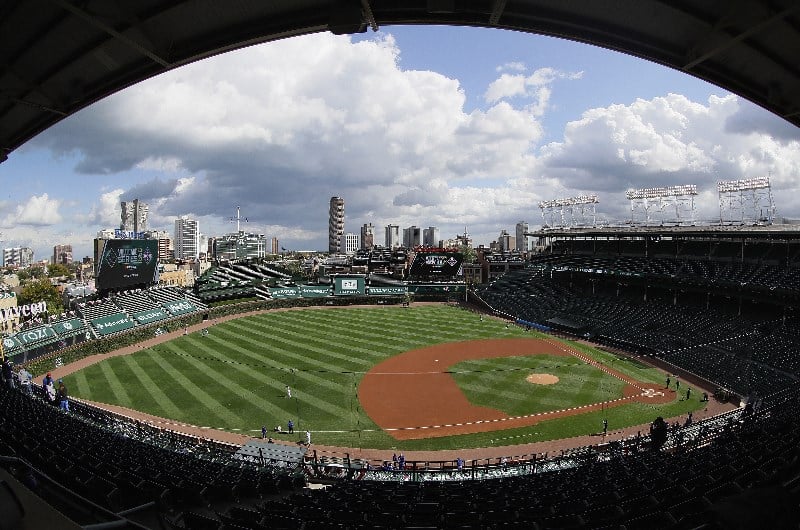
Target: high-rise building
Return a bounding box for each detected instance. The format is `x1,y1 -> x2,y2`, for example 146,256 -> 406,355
53,244 -> 73,265
385,224 -> 400,249
271,237 -> 280,255
120,199 -> 149,233
423,226 -> 439,247
141,230 -> 172,262
174,218 -> 200,260
498,229 -> 516,252
3,247 -> 34,268
340,233 -> 360,255
328,197 -> 345,253
403,226 -> 422,248
360,223 -> 374,250
515,221 -> 528,252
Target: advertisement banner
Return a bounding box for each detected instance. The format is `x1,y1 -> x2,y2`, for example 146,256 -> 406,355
409,252 -> 463,277
16,326 -> 58,346
333,276 -> 365,296
91,313 -> 135,336
164,300 -> 196,316
52,318 -> 85,337
368,286 -> 407,296
2,336 -> 21,353
269,287 -> 301,299
134,308 -> 169,324
95,238 -> 159,290
299,285 -> 331,298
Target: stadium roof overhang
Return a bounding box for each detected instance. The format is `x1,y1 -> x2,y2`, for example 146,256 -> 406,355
2,1 -> 799,164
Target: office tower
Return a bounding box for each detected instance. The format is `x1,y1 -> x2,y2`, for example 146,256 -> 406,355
329,197 -> 345,253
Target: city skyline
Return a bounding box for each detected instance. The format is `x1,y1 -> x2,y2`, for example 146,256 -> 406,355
0,25 -> 798,261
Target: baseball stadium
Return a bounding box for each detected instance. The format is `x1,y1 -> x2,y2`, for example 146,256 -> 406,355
2,2 -> 800,530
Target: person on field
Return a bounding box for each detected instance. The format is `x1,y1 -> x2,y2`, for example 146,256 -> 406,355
287,419 -> 294,434
286,385 -> 292,399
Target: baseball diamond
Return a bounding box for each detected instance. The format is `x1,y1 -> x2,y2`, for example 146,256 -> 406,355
57,305 -> 710,452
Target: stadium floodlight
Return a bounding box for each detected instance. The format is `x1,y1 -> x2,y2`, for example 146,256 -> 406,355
539,195 -> 598,209
539,194 -> 599,228
717,177 -> 771,192
625,185 -> 697,200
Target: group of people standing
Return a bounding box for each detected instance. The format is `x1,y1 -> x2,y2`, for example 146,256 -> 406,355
42,372 -> 69,411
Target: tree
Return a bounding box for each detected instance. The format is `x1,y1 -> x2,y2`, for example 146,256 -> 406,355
28,266 -> 46,279
459,244 -> 477,264
18,278 -> 63,316
47,263 -> 71,278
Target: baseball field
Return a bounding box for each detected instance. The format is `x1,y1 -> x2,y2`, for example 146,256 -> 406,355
63,304 -> 705,451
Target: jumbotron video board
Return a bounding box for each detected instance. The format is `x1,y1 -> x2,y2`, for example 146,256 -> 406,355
94,239 -> 159,291
408,251 -> 463,278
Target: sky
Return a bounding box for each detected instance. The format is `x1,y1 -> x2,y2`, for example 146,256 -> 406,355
1,24 -> 799,261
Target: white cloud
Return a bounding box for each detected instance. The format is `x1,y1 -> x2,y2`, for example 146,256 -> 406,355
540,93 -> 800,223
1,193 -> 62,227
496,62 -> 527,72
18,30 -> 800,255
484,67 -> 583,105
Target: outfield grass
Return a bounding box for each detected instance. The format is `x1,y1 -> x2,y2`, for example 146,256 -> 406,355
66,305 -> 705,451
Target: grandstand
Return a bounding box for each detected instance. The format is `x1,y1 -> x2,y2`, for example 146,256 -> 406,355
2,226 -> 799,528
477,226 -> 800,398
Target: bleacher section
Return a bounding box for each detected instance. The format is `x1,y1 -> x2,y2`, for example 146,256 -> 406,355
2,381 -> 798,529
2,230 -> 799,528
0,386 -> 304,528
3,287 -> 208,360
476,251 -> 800,397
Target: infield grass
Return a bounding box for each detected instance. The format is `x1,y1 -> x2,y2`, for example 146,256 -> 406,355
66,304 -> 705,450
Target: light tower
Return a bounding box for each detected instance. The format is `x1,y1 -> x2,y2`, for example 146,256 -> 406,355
625,185 -> 697,225
538,195 -> 599,228
717,177 -> 775,225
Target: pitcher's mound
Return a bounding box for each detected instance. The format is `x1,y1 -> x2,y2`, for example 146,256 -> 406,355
526,373 -> 559,385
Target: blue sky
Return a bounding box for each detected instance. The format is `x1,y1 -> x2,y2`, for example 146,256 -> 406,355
1,25 -> 798,261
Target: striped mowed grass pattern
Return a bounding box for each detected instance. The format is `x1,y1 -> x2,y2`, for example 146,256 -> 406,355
66,305 -> 697,450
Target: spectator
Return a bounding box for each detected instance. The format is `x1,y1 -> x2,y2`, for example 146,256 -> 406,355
44,380 -> 56,405
56,379 -> 69,412
1,358 -> 14,389
17,367 -> 32,394
42,372 -> 54,388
